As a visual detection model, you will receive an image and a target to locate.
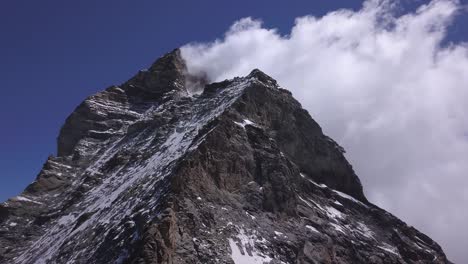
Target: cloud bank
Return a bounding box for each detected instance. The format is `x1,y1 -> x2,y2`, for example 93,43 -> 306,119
180,0 -> 468,262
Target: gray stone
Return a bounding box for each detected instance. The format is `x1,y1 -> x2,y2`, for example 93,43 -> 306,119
0,49 -> 450,264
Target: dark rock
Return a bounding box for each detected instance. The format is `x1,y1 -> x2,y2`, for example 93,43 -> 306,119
0,49 -> 451,264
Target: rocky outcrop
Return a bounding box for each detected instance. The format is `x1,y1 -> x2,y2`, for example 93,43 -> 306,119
0,49 -> 450,263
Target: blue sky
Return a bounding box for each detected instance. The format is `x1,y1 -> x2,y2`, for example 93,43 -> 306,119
2,0 -> 467,202
1,1 -> 468,261
0,0 -> 468,200
0,0 -> 374,202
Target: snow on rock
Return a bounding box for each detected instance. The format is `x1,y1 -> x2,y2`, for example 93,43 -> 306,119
13,73 -> 253,264
0,51 -> 448,264
12,196 -> 43,205
356,222 -> 375,240
305,225 -> 319,233
300,171 -> 368,208
299,195 -> 345,221
274,231 -> 284,237
300,173 -> 327,188
330,223 -> 347,235
332,189 -> 368,208
245,211 -> 256,220
324,206 -> 344,220
298,195 -> 313,208
229,229 -> 272,264
234,119 -> 255,128
377,243 -> 400,257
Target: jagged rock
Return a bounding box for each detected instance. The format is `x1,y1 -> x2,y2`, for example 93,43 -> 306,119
0,49 -> 450,263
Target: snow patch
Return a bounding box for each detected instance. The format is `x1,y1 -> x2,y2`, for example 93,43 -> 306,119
333,200 -> 343,206
377,243 -> 400,256
234,119 -> 255,128
300,173 -> 327,188
13,196 -> 43,205
229,229 -> 272,264
245,211 -> 256,220
332,189 -> 368,208
305,225 -> 319,233
300,172 -> 368,208
299,195 -> 345,221
298,195 -> 313,208
330,223 -> 346,235
113,87 -> 125,93
356,222 -> 374,240
324,206 -> 343,220
274,231 -> 284,237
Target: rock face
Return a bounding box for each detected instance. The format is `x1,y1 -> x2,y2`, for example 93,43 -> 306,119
0,49 -> 450,264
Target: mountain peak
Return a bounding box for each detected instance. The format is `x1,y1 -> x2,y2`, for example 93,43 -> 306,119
0,50 -> 450,264
124,48 -> 189,95
248,68 -> 277,84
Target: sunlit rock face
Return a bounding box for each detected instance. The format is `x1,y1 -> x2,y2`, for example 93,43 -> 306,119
0,50 -> 450,264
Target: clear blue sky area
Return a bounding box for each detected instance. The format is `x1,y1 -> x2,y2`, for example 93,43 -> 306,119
1,0 -> 467,202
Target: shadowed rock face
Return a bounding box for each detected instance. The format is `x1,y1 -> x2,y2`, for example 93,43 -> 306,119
0,50 -> 450,264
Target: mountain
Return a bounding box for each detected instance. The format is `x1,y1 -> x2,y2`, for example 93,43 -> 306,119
0,49 -> 450,264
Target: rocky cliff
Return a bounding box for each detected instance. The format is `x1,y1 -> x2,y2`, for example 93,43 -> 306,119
0,49 -> 450,264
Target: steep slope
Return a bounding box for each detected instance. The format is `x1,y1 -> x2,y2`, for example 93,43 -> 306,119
0,49 -> 449,264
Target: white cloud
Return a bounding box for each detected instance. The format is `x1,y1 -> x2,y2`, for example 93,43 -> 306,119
180,0 -> 468,262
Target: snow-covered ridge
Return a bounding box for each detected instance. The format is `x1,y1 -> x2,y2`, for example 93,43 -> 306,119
13,75 -> 258,264
0,51 -> 449,263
